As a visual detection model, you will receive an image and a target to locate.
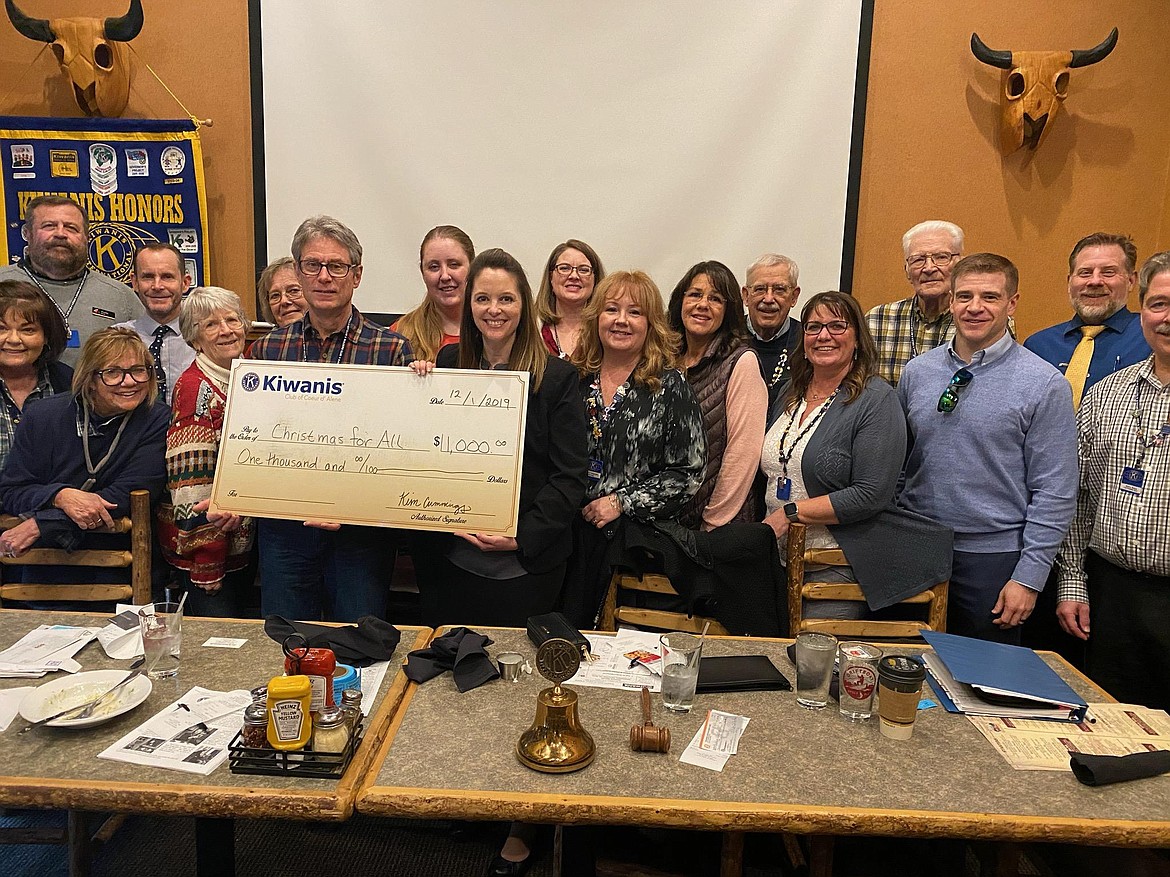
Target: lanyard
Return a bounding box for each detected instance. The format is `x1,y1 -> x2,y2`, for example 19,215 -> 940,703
585,372 -> 628,441
79,400 -> 132,492
1132,366 -> 1170,468
776,388 -> 839,478
301,310 -> 354,364
21,261 -> 88,327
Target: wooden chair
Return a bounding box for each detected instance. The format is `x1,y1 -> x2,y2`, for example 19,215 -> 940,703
0,488 -> 153,876
599,570 -> 729,635
0,488 -> 153,607
786,522 -> 948,640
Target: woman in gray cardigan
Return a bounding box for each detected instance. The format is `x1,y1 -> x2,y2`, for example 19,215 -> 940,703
761,291 -> 951,616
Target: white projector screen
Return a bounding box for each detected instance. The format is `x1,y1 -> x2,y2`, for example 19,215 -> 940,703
257,1 -> 866,316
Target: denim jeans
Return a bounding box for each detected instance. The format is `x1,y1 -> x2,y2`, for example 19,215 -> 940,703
257,518 -> 394,622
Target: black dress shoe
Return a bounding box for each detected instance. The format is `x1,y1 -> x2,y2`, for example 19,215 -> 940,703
486,853 -> 532,876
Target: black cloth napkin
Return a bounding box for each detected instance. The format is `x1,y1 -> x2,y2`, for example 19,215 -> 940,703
264,615 -> 401,667
404,627 -> 499,692
1070,750 -> 1170,786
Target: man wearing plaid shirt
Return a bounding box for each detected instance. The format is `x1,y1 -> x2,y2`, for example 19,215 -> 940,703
1057,251 -> 1170,711
866,220 -> 963,386
248,215 -> 414,622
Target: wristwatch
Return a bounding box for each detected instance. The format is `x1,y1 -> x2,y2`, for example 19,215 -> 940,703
783,501 -> 799,523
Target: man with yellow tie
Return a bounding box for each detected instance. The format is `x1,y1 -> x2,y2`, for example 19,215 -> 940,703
1024,233 -> 1150,408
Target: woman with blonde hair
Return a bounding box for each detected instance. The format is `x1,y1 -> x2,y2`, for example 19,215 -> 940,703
393,225 -> 475,361
0,327 -> 168,570
536,239 -> 605,359
561,270 -> 706,628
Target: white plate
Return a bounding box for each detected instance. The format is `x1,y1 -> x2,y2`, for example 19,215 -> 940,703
18,669 -> 153,729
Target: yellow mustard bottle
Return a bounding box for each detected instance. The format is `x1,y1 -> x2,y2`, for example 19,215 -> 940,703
266,674 -> 312,750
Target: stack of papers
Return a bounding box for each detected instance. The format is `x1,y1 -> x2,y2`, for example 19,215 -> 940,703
98,686 -> 252,776
0,625 -> 99,677
681,709 -> 750,772
569,630 -> 666,692
921,631 -> 1087,723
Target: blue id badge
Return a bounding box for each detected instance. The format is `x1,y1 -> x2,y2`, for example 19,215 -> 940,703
66,328 -> 81,348
775,477 -> 792,501
587,459 -> 604,481
1120,466 -> 1145,495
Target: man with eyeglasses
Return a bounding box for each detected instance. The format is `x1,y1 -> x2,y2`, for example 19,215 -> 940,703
742,253 -> 801,407
247,215 -> 414,622
898,253 -> 1077,643
865,220 -> 964,386
1023,233 -> 1150,410
0,195 -> 140,367
114,243 -> 195,404
1055,252 -> 1170,711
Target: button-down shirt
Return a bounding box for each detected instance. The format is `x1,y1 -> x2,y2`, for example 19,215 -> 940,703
0,364 -> 60,469
247,306 -> 413,366
1023,307 -> 1151,395
866,295 -> 955,387
1057,358 -> 1170,603
115,314 -> 195,402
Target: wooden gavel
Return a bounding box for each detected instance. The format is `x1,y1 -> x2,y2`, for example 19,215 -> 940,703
629,686 -> 670,753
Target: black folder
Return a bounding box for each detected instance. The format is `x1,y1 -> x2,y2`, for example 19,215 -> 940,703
696,655 -> 791,693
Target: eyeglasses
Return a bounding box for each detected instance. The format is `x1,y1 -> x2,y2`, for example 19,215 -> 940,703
906,252 -> 959,271
296,259 -> 357,278
95,365 -> 151,386
554,263 -> 593,277
683,290 -> 726,307
201,316 -> 245,332
748,283 -> 791,298
803,320 -> 850,336
937,367 -> 973,413
267,287 -> 304,304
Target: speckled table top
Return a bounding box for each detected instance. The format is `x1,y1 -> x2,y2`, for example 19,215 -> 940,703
358,629 -> 1170,845
0,609 -> 430,820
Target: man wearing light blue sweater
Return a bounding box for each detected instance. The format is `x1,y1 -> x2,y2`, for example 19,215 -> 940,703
899,253 -> 1078,643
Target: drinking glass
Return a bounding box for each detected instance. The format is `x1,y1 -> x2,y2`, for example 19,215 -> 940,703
794,632 -> 837,709
659,632 -> 703,713
139,601 -> 183,678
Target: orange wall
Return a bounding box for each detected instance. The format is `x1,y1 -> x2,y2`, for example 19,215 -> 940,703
3,2 -> 1166,333
853,0 -> 1170,337
0,0 -> 255,314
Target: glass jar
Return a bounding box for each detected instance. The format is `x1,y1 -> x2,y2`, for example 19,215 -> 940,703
241,703 -> 269,748
312,705 -> 349,754
339,688 -> 363,734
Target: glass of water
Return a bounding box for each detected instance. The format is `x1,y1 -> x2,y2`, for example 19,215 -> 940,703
139,601 -> 183,678
794,631 -> 837,709
659,632 -> 703,712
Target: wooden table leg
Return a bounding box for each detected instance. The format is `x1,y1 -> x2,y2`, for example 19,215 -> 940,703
195,816 -> 235,877
67,810 -> 92,877
720,830 -> 745,877
809,835 -> 834,877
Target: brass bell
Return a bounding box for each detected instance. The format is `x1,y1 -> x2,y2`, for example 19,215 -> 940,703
516,639 -> 595,773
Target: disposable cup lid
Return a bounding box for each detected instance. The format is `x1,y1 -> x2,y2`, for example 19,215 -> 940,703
877,655 -> 925,684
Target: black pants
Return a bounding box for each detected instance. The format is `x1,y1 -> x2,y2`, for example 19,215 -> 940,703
1085,550 -> 1170,712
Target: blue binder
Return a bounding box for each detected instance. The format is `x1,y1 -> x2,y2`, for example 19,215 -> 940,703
921,631 -> 1088,722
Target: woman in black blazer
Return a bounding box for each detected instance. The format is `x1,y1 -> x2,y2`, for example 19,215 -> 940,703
411,248 -> 589,628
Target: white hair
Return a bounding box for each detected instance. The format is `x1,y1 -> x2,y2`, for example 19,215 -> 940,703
179,286 -> 249,347
745,253 -> 799,287
902,221 -> 964,257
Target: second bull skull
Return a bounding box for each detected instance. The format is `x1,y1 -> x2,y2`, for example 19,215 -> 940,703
5,0 -> 144,118
970,28 -> 1118,156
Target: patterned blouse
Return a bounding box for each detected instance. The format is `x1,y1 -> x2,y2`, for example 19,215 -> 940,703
581,367 -> 706,521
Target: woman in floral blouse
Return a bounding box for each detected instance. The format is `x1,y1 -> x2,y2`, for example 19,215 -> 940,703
561,270 -> 706,626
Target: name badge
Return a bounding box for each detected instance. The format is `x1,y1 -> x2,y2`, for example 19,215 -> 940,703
587,458 -> 604,482
1120,466 -> 1145,496
775,477 -> 792,501
67,328 -> 81,348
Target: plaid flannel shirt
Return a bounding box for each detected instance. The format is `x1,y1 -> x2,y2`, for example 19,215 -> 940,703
248,307 -> 414,366
865,296 -> 955,387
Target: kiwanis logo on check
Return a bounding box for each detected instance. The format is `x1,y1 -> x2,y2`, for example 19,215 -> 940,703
242,373 -> 345,395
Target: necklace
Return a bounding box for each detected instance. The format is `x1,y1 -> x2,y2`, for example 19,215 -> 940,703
21,261 -> 88,328
301,310 -> 354,364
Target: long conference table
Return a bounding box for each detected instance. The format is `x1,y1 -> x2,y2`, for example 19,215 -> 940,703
1,612 -> 1169,877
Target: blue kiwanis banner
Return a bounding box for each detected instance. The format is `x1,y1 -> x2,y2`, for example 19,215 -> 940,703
0,116 -> 209,286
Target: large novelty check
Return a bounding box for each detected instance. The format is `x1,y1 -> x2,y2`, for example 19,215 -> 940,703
211,361 -> 529,534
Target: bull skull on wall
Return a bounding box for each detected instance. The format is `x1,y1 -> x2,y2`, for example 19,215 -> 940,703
970,28 -> 1118,156
5,0 -> 144,118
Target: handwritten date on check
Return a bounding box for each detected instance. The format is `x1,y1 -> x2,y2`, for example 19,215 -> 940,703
210,362 -> 529,534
